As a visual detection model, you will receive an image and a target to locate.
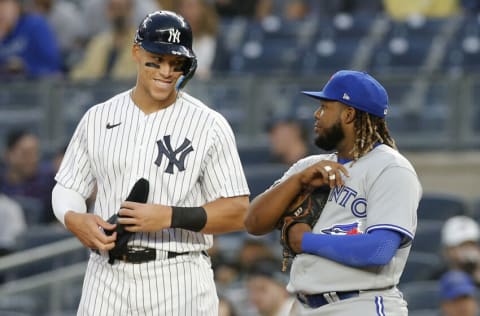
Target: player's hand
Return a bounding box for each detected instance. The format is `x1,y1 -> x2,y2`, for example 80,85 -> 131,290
117,202 -> 172,232
287,223 -> 311,254
298,161 -> 349,189
64,211 -> 117,251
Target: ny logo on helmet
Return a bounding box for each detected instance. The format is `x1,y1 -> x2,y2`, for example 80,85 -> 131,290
168,28 -> 181,43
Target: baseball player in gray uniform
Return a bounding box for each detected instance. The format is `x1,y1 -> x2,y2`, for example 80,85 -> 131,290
51,11 -> 249,316
245,70 -> 422,316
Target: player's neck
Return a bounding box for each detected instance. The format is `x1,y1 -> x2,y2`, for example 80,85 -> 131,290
130,87 -> 178,114
336,139 -> 355,161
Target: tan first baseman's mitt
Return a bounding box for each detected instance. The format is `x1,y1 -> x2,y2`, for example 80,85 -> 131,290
276,186 -> 330,272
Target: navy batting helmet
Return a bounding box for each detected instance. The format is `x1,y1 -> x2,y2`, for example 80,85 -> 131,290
134,11 -> 197,89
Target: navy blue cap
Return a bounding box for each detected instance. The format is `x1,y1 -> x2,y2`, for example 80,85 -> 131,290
440,270 -> 476,301
301,70 -> 389,118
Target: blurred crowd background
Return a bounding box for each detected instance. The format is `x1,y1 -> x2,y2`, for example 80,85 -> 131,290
0,0 -> 480,315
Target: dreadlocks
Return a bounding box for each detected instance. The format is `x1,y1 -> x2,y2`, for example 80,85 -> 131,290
352,110 -> 396,161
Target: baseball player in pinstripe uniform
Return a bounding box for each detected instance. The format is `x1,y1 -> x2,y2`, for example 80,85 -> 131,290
52,11 -> 249,315
245,70 -> 422,315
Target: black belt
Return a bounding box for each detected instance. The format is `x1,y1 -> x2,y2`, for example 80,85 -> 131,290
297,291 -> 359,308
115,247 -> 189,264
94,247 -> 190,264
297,286 -> 394,309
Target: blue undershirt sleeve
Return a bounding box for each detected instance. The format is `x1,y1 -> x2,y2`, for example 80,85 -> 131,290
301,229 -> 402,267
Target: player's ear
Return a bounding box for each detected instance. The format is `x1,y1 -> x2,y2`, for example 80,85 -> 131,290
132,44 -> 141,63
342,106 -> 356,124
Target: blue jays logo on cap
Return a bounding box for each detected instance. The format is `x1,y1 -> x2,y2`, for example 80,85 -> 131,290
301,70 -> 389,118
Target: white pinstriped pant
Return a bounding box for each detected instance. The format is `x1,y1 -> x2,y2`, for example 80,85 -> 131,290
77,251 -> 218,316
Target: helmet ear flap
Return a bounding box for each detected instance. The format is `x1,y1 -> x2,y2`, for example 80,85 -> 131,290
176,58 -> 197,90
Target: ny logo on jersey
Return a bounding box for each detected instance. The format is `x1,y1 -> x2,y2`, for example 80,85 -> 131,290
168,28 -> 181,43
155,135 -> 194,174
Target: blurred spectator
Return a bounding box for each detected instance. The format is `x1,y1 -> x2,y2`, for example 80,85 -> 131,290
238,237 -> 279,276
0,0 -> 61,79
52,143 -> 67,173
156,0 -> 175,11
383,0 -> 461,20
289,0 -> 383,17
80,0 -> 159,38
245,257 -> 296,316
439,270 -> 479,316
267,118 -> 313,165
70,0 -> 137,80
0,129 -> 56,224
334,0 -> 383,14
461,0 -> 480,14
0,193 -> 26,256
214,255 -> 241,291
176,0 -> 219,79
51,143 -> 98,213
219,295 -> 239,316
30,0 -> 88,72
209,235 -> 242,290
282,0 -> 309,20
213,0 -> 273,20
441,215 -> 480,286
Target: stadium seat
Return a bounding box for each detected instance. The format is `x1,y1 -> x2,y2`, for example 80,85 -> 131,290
442,15 -> 480,73
471,82 -> 480,133
229,16 -> 316,75
417,193 -> 468,221
368,18 -> 446,73
472,197 -> 480,222
331,12 -> 376,39
11,196 -> 46,226
62,81 -> 133,139
185,77 -> 252,135
4,226 -> 87,281
238,145 -> 272,165
15,224 -> 72,250
400,251 -> 445,284
300,12 -> 376,75
300,37 -> 360,75
0,312 -> 32,316
411,220 -> 444,255
421,83 -> 451,132
0,83 -> 47,151
0,294 -> 39,315
231,37 -> 303,75
212,18 -> 248,74
369,36 -> 432,73
409,309 -> 441,316
244,163 -> 288,198
400,280 -> 441,311
258,16 -> 315,41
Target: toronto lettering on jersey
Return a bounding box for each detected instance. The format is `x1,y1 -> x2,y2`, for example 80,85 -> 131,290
155,135 -> 194,174
328,185 -> 367,218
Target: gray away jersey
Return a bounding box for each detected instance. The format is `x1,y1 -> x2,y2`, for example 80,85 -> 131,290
278,145 -> 422,294
55,89 -> 250,253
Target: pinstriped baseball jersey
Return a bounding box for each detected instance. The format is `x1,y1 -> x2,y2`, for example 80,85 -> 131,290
276,145 -> 421,294
55,88 -> 250,253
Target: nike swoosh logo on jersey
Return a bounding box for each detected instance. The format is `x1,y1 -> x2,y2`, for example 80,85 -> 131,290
106,122 -> 122,129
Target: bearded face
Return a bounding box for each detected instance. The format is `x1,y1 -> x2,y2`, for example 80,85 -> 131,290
314,118 -> 345,151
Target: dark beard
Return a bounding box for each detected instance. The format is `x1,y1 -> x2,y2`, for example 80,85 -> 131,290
314,120 -> 344,151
